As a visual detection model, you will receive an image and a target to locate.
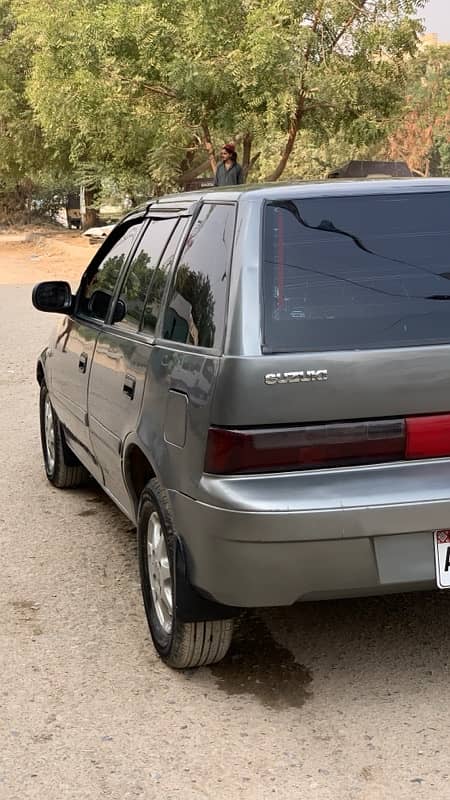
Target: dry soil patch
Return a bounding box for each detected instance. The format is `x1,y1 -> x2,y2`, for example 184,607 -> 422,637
0,226 -> 98,288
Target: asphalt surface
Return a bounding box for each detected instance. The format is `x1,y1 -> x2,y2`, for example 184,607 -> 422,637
2,283 -> 450,800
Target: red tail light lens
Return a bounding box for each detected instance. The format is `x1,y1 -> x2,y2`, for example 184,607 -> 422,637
205,414 -> 450,475
406,414 -> 450,459
205,420 -> 406,475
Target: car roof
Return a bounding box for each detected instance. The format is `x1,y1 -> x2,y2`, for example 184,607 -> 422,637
145,177 -> 450,209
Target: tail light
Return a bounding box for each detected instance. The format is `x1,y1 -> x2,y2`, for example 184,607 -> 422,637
205,414 -> 450,475
405,414 -> 450,459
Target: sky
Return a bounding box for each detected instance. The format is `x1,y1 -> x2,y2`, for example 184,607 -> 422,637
422,0 -> 450,40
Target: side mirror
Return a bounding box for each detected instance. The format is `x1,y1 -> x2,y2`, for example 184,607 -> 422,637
88,289 -> 112,320
113,299 -> 127,324
84,290 -> 127,323
32,281 -> 73,314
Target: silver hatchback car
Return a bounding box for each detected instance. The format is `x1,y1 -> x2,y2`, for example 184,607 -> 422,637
33,178 -> 450,668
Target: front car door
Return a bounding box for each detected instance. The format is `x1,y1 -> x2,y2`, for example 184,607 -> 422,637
48,216 -> 143,478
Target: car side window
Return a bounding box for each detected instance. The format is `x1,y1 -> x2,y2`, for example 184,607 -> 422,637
142,217 -> 189,335
161,204 -> 235,349
113,218 -> 179,332
78,221 -> 142,321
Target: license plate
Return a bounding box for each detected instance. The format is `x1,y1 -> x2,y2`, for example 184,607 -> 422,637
434,530 -> 450,588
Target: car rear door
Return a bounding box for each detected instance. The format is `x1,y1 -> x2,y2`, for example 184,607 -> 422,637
137,202 -> 237,499
87,213 -> 189,514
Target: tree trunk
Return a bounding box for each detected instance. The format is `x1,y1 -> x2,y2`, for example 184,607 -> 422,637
247,151 -> 261,178
80,185 -> 100,230
0,182 -> 33,224
202,121 -> 217,175
242,133 -> 252,181
265,97 -> 305,182
179,157 -> 212,187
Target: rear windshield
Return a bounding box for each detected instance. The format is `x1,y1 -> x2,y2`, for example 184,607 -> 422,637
262,191 -> 450,352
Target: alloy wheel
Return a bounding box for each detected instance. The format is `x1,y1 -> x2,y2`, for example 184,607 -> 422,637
44,393 -> 56,474
147,511 -> 173,634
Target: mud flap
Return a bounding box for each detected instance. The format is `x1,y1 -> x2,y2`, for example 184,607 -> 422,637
174,535 -> 240,622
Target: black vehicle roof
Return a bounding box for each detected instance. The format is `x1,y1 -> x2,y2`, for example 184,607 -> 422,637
145,177 -> 450,210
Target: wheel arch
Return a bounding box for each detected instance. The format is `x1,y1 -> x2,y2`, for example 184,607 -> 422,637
123,441 -> 157,517
36,359 -> 45,386
128,446 -> 241,624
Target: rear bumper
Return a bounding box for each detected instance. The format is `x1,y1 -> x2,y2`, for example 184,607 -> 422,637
168,487 -> 447,607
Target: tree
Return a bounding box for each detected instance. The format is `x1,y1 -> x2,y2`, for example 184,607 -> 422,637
380,43 -> 450,176
0,0 -> 42,215
175,265 -> 216,347
11,0 -> 425,194
0,0 -> 77,219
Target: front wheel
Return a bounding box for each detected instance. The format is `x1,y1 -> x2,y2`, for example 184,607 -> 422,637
137,478 -> 233,668
39,383 -> 88,488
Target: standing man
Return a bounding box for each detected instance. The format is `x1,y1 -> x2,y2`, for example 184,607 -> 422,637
213,143 -> 244,186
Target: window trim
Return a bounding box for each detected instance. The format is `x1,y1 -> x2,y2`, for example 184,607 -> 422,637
153,207 -> 202,342
108,216 -> 182,335
138,216 -> 191,337
157,201 -> 238,355
74,215 -> 147,325
107,212 -> 193,338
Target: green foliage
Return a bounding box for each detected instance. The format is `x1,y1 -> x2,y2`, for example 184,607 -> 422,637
0,0 -> 76,216
0,0 -> 434,209
175,264 -> 215,347
379,43 -> 450,176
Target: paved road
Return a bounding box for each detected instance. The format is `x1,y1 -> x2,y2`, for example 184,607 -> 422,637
1,284 -> 449,800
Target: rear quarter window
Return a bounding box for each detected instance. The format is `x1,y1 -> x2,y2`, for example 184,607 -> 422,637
162,203 -> 236,349
262,192 -> 450,352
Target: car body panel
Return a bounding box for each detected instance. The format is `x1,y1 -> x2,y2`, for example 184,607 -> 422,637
168,492 -> 441,606
211,345 -> 450,426
88,329 -> 152,513
134,344 -> 219,498
46,316 -> 103,480
35,177 -> 450,608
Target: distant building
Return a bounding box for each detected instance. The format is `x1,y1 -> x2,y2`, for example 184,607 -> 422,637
420,32 -> 450,48
421,32 -> 439,47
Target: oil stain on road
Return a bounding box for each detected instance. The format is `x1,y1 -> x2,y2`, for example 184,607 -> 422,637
210,613 -> 312,709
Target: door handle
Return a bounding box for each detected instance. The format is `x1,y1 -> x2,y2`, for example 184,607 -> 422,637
78,352 -> 88,373
123,374 -> 136,400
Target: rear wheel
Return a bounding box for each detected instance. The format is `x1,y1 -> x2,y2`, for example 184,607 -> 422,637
39,382 -> 88,488
137,478 -> 233,668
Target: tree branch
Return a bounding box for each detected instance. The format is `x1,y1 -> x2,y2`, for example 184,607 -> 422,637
141,83 -> 177,98
247,150 -> 260,177
118,74 -> 177,100
201,121 -> 217,174
242,132 -> 252,179
264,0 -> 373,182
265,93 -> 307,181
329,0 -> 370,50
264,3 -> 325,182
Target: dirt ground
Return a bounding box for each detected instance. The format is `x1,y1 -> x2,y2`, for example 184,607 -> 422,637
0,225 -> 98,287
3,225 -> 450,799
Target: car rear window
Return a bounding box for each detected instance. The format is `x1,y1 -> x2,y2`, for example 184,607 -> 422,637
262,191 -> 450,352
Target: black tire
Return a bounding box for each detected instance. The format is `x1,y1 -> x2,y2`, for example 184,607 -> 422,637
39,382 -> 88,488
137,478 -> 233,669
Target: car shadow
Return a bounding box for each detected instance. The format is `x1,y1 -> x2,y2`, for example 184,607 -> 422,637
77,483 -> 450,710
